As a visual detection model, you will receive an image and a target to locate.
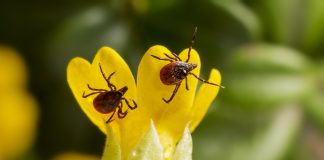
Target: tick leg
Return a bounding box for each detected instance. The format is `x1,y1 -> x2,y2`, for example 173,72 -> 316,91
164,53 -> 179,61
107,72 -> 117,91
170,52 -> 182,61
189,72 -> 224,88
82,91 -> 102,98
122,98 -> 137,110
151,55 -> 173,62
106,109 -> 116,123
185,77 -> 189,90
186,27 -> 197,63
99,63 -> 117,91
117,102 -> 128,118
163,83 -> 181,103
87,84 -> 108,92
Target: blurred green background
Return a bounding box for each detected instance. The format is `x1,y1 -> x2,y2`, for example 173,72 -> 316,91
1,0 -> 324,159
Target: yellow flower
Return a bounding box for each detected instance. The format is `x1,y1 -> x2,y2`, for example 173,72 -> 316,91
0,47 -> 27,89
52,152 -> 100,160
0,46 -> 39,159
67,45 -> 221,159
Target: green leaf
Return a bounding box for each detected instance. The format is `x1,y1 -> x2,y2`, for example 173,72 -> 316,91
227,74 -> 311,106
225,44 -> 312,106
230,44 -> 310,73
212,0 -> 261,40
127,120 -> 163,160
171,125 -> 192,160
192,104 -> 302,160
251,105 -> 302,160
305,61 -> 324,128
102,125 -> 121,160
256,0 -> 301,45
307,91 -> 324,128
303,0 -> 324,52
49,7 -> 130,78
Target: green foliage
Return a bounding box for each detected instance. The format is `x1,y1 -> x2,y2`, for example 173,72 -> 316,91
1,0 -> 324,159
171,124 -> 192,160
303,0 -> 324,53
212,0 -> 261,40
127,121 -> 163,160
102,125 -> 121,160
224,44 -> 312,107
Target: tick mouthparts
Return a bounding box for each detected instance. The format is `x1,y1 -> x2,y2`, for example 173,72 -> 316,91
119,86 -> 128,94
189,63 -> 197,70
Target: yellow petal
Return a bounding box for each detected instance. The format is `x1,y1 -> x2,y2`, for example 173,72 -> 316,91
0,46 -> 27,89
67,47 -> 136,137
137,45 -> 201,158
189,69 -> 222,132
0,91 -> 38,159
118,100 -> 150,159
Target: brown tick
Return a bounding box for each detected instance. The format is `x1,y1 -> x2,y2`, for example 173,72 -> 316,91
82,63 -> 137,123
151,27 -> 224,103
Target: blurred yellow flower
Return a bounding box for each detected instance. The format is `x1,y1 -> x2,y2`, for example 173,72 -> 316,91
0,47 -> 27,89
67,45 -> 221,159
52,152 -> 100,160
0,46 -> 39,159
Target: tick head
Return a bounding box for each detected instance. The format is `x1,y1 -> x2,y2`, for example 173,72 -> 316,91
188,63 -> 197,71
118,86 -> 128,95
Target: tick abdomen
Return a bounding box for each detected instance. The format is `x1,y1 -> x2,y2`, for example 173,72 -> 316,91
160,61 -> 192,85
160,62 -> 182,85
93,92 -> 122,114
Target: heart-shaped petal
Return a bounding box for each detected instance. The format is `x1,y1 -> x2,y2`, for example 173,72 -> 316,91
67,47 -> 136,138
137,45 -> 200,158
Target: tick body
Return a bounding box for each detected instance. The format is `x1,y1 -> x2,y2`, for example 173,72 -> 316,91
151,27 -> 224,103
82,64 -> 137,123
160,61 -> 197,85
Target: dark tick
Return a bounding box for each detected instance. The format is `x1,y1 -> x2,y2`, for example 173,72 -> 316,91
151,27 -> 224,103
82,63 -> 137,123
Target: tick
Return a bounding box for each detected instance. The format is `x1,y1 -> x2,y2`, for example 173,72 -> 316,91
82,63 -> 137,123
151,27 -> 224,103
